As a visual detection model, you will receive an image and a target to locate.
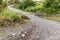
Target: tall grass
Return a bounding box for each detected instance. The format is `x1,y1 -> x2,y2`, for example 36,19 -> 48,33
43,17 -> 60,22
0,8 -> 30,27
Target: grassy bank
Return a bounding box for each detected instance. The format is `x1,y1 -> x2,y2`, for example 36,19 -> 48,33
43,16 -> 60,22
0,8 -> 30,27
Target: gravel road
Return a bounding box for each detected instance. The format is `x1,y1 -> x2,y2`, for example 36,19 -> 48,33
3,5 -> 60,40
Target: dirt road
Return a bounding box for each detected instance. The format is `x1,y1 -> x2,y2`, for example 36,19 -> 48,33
4,5 -> 60,40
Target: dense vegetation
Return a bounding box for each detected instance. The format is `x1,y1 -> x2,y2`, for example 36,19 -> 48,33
14,0 -> 60,15
0,0 -> 60,26
0,0 -> 30,27
1,0 -> 60,16
13,0 -> 60,22
43,0 -> 60,15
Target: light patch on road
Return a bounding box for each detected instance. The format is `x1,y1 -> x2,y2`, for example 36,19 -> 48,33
55,37 -> 58,39
50,36 -> 54,39
22,34 -> 25,37
55,32 -> 57,34
12,33 -> 16,36
35,36 -> 40,38
46,36 -> 54,40
18,32 -> 21,34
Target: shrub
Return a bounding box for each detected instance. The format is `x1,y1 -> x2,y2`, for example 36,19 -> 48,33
0,8 -> 23,26
21,15 -> 29,19
43,0 -> 60,15
0,5 -> 4,12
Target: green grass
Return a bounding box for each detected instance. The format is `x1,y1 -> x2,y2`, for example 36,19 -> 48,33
0,8 -> 30,27
43,16 -> 60,22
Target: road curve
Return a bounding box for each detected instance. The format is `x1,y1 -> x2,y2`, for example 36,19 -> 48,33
7,5 -> 60,40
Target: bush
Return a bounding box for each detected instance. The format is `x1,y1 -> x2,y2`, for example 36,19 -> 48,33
25,6 -> 36,12
25,2 -> 43,13
0,8 -> 23,26
43,0 -> 60,15
19,0 -> 35,10
0,5 -> 4,12
21,15 -> 29,19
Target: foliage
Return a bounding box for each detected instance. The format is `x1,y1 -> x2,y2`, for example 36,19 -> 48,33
0,0 -> 10,12
0,8 -> 23,26
25,2 -> 43,13
0,0 -> 30,26
14,0 -> 43,14
0,0 -> 2,5
13,0 -> 60,16
43,0 -> 60,15
0,8 -> 21,22
19,0 -> 35,10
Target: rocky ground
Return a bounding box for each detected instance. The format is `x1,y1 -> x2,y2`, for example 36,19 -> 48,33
0,23 -> 32,40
